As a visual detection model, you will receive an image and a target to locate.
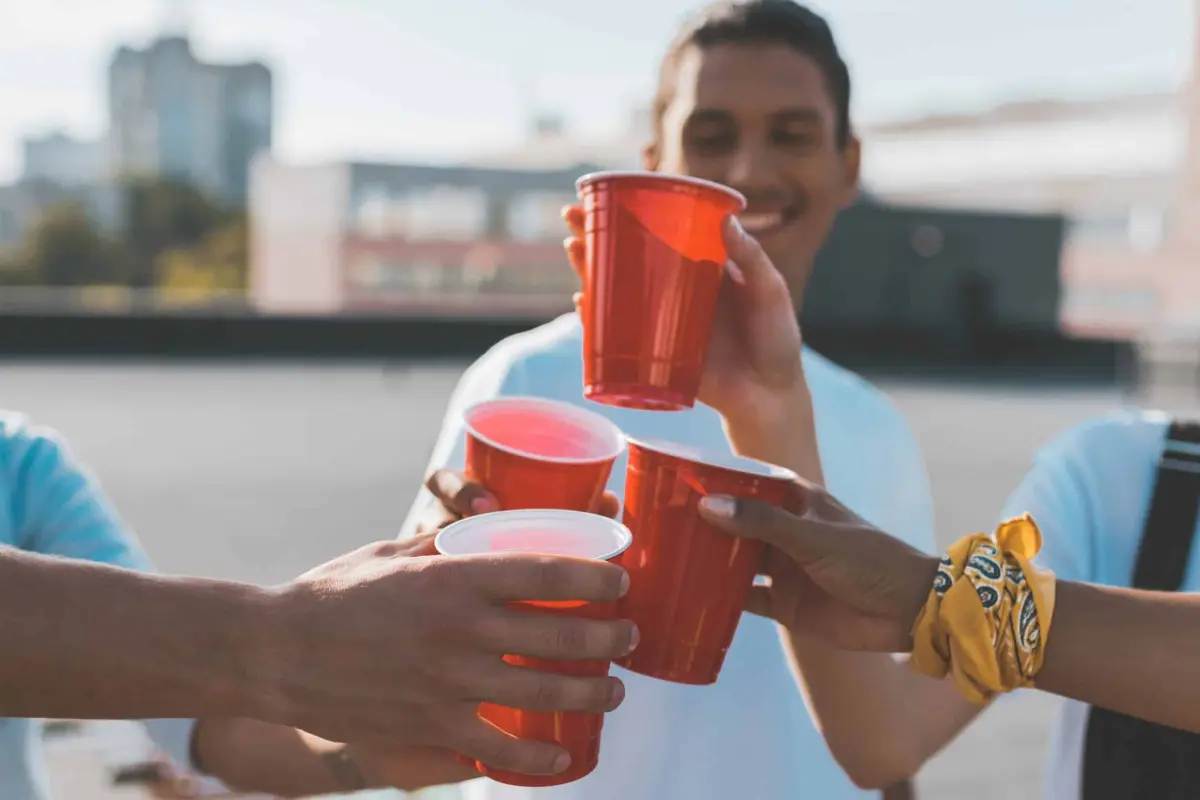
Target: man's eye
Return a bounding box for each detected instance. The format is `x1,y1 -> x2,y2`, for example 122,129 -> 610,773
687,132 -> 736,154
774,130 -> 820,150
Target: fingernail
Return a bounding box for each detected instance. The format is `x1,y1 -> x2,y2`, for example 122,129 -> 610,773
623,625 -> 640,655
552,752 -> 572,773
562,236 -> 574,250
609,680 -> 626,708
619,570 -> 631,597
700,495 -> 737,519
470,497 -> 499,515
726,215 -> 746,239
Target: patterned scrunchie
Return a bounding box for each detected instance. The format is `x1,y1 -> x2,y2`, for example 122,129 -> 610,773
909,514 -> 1058,704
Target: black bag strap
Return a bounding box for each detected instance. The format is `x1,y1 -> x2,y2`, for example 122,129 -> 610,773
1131,420 -> 1200,591
1081,419 -> 1200,799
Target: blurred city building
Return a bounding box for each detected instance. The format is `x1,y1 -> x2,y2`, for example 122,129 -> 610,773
468,90 -> 1200,340
250,156 -> 596,316
109,33 -> 273,204
471,110 -> 647,170
860,92 -> 1183,339
21,132 -> 109,187
0,133 -> 121,252
1,15 -> 271,258
250,109 -> 647,317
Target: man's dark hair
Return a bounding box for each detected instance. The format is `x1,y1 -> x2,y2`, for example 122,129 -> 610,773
653,0 -> 852,146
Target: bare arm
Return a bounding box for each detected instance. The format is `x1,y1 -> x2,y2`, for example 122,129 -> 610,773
1037,580 -> 1200,731
191,718 -> 478,797
0,547 -> 273,720
0,539 -> 636,783
724,391 -> 981,788
832,546 -> 1200,735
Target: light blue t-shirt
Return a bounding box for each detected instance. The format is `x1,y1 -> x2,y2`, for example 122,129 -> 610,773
997,409 -> 1183,800
402,313 -> 937,800
0,412 -> 200,800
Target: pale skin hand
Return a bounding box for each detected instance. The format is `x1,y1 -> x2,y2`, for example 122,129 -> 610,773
265,537 -> 637,776
563,204 -> 806,431
567,206 -> 981,788
175,533 -> 497,796
153,533 -> 629,796
0,538 -> 637,781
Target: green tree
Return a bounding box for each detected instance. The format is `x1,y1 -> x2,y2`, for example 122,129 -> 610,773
19,202 -> 126,286
122,177 -> 234,287
156,217 -> 249,299
0,252 -> 37,286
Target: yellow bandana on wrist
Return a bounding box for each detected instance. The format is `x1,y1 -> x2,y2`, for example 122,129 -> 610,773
909,514 -> 1057,704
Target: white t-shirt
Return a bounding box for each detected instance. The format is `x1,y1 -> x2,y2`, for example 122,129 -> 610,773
998,410 -> 1194,800
403,314 -> 936,800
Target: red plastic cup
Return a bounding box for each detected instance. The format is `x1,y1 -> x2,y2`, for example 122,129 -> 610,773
463,397 -> 626,512
435,509 -> 634,787
615,438 -> 798,685
576,171 -> 746,411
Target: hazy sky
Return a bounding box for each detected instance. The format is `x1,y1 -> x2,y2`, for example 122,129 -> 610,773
0,0 -> 1193,181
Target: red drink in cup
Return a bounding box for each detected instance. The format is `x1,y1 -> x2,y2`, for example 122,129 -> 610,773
615,438 -> 797,684
463,397 -> 626,512
435,509 -> 634,787
576,171 -> 746,411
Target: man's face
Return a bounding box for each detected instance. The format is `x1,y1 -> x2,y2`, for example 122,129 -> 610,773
646,42 -> 861,295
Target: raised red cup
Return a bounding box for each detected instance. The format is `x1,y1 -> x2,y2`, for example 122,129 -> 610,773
463,396 -> 626,512
615,438 -> 797,685
576,171 -> 746,411
435,509 -> 634,787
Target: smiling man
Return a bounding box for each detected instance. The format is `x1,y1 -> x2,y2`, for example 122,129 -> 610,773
403,2 -> 969,798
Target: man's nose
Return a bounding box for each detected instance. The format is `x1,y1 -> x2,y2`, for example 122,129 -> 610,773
726,141 -> 782,195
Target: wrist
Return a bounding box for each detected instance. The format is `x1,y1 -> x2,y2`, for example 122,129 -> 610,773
210,583 -> 295,724
899,554 -> 941,652
108,574 -> 284,721
721,380 -> 820,477
732,374 -> 813,430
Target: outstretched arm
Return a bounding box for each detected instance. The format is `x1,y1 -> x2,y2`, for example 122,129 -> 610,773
702,484 -> 1200,736
1036,580 -> 1200,732
724,392 -> 981,789
0,546 -> 273,721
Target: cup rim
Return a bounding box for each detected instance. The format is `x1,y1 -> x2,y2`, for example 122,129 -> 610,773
435,509 -> 634,562
626,436 -> 798,481
463,396 -> 628,465
575,170 -> 747,211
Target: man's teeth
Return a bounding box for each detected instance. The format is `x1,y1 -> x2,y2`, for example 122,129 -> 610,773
738,212 -> 784,232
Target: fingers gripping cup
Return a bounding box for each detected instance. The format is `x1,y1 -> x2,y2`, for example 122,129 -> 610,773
435,510 -> 634,787
463,397 -> 626,512
576,171 -> 746,411
616,438 -> 797,685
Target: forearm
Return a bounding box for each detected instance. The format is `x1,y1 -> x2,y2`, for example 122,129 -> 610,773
192,720 -> 343,797
721,382 -> 824,486
781,630 -> 975,786
0,547 -> 275,721
193,718 -> 478,796
1038,580 -> 1200,732
724,387 -> 974,785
